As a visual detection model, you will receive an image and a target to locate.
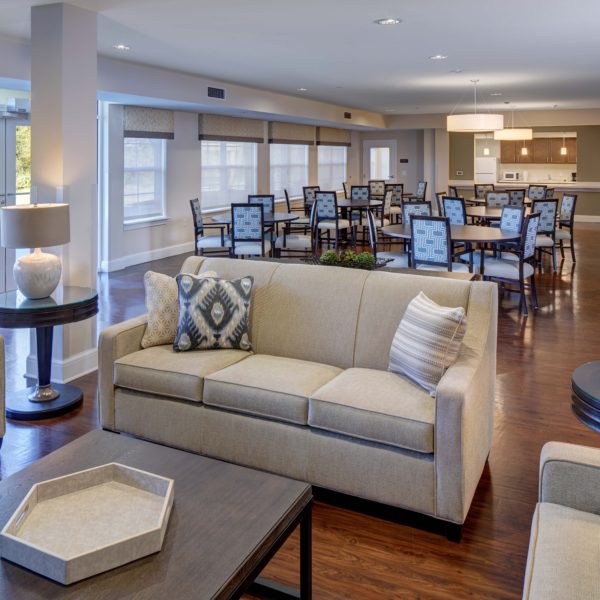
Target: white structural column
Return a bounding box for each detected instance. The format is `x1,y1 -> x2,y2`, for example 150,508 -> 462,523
422,129 -> 436,203
30,3 -> 98,382
434,128 -> 449,199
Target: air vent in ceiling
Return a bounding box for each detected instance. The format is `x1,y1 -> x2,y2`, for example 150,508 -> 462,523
344,112 -> 352,119
208,86 -> 226,100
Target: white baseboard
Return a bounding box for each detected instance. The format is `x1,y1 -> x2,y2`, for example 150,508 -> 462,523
26,347 -> 98,384
99,241 -> 195,272
575,215 -> 600,223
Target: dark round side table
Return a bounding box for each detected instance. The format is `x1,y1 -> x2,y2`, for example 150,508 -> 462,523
0,286 -> 98,421
572,361 -> 600,432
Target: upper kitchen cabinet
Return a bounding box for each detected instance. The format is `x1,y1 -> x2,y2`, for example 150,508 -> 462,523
500,137 -> 576,164
550,138 -> 577,164
533,138 -> 550,163
500,140 -> 516,163
515,140 -> 534,163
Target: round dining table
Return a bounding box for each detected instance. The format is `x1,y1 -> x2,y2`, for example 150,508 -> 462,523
212,212 -> 299,225
381,223 -> 521,274
336,199 -> 382,209
466,206 -> 531,222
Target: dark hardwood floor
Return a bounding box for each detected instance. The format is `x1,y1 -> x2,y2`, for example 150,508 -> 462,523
1,228 -> 599,599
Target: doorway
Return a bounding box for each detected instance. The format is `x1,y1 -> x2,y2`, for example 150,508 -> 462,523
0,115 -> 31,292
362,140 -> 397,183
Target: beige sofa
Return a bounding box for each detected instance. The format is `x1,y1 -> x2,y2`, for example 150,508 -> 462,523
99,257 -> 497,533
0,336 -> 4,449
523,442 -> 600,599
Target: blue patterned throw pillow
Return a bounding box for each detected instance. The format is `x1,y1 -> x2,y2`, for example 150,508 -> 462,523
173,274 -> 253,352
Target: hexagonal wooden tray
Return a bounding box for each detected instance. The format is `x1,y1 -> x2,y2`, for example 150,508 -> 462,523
0,462 -> 174,585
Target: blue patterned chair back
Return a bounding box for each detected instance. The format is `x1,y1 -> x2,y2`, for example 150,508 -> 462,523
545,188 -> 555,199
486,192 -> 510,208
560,194 -> 577,222
528,185 -> 547,200
416,181 -> 427,199
369,180 -> 385,196
303,186 -> 320,206
475,184 -> 494,199
443,197 -> 466,225
315,191 -> 338,220
351,186 -> 370,201
448,185 -> 459,197
522,213 -> 541,260
500,206 -> 524,232
383,190 -> 393,215
385,183 -> 403,205
190,198 -> 204,235
248,195 -> 274,213
366,210 -> 378,256
402,201 -> 432,224
232,204 -> 264,241
508,189 -> 526,206
410,216 -> 451,267
532,200 -> 558,234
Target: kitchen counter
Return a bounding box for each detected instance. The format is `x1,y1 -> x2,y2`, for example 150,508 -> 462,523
449,180 -> 600,192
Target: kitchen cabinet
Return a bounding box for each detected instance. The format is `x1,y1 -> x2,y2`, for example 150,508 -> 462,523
500,140 -> 516,163
515,140 -> 533,163
533,138 -> 550,163
550,138 -> 577,164
500,138 -> 577,164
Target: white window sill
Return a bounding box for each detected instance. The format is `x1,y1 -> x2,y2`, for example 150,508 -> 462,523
124,216 -> 169,231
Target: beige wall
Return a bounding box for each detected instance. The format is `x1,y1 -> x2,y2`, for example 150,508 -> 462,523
449,133 -> 474,180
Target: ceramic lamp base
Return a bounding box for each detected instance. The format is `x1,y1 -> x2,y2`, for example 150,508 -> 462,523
14,248 -> 62,299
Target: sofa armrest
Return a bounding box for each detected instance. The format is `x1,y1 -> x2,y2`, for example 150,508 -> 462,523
539,441 -> 600,514
434,281 -> 498,523
98,315 -> 148,430
0,336 -> 4,442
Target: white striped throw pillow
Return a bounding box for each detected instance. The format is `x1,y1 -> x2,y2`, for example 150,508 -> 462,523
388,291 -> 467,394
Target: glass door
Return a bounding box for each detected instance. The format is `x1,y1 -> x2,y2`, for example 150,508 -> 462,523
362,140 -> 397,183
0,115 -> 31,292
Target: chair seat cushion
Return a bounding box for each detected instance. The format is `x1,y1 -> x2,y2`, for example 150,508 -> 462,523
388,206 -> 401,214
536,235 -> 555,247
376,218 -> 391,227
377,252 -> 409,269
554,228 -> 571,241
275,234 -> 311,250
114,345 -> 251,402
309,368 -> 435,453
197,235 -> 231,249
523,502 -> 600,599
204,354 -> 342,425
483,257 -> 534,279
232,240 -> 272,255
318,219 -> 351,230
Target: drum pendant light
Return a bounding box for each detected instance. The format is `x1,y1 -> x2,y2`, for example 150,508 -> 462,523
447,80 -> 504,132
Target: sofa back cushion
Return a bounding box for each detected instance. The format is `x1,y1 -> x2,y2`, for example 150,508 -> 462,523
254,264 -> 369,369
353,271 -> 473,371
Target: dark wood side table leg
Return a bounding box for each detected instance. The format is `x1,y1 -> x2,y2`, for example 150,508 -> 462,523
300,502 -> 312,600
5,325 -> 85,421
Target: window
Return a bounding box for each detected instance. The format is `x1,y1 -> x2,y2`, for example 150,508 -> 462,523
270,144 -> 308,200
201,141 -> 257,209
318,146 -> 347,192
123,137 -> 166,223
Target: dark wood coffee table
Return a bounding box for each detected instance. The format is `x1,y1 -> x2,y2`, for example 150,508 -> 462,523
0,430 -> 312,599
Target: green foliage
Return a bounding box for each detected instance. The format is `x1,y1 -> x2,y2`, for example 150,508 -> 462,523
15,126 -> 31,192
319,250 -> 339,265
342,250 -> 358,265
355,252 -> 376,269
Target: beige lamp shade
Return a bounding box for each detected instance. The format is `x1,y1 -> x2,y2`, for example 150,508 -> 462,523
0,203 -> 70,249
447,113 -> 504,132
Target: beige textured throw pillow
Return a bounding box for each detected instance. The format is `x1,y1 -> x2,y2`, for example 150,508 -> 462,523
141,270 -> 217,348
388,291 -> 467,394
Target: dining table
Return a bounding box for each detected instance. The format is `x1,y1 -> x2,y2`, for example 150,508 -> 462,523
466,206 -> 531,222
212,211 -> 300,226
381,223 -> 521,274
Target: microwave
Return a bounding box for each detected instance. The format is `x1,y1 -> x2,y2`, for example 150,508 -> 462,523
503,171 -> 519,181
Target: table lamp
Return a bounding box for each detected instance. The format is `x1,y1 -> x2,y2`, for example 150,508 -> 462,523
0,203 -> 70,299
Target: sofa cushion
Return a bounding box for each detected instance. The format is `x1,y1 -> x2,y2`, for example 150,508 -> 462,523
523,502 -> 600,599
115,345 -> 251,402
204,354 -> 342,425
308,368 -> 435,453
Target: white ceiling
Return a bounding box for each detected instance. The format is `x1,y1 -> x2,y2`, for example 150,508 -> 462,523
2,0 -> 600,114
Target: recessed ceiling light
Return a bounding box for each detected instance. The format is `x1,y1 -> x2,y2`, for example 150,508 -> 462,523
297,88 -> 308,92
429,54 -> 447,60
490,92 -> 502,96
112,44 -> 130,51
374,18 -> 402,25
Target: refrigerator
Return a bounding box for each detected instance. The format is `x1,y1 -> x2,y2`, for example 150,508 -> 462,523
475,157 -> 499,184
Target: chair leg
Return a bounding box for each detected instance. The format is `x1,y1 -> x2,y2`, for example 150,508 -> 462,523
552,245 -> 557,272
570,233 -> 576,262
559,239 -> 565,259
519,279 -> 528,316
530,274 -> 539,310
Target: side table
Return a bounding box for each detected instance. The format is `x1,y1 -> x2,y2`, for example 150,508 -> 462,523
0,286 -> 98,421
572,361 -> 600,432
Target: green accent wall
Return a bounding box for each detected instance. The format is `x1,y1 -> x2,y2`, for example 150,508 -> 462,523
449,133 -> 474,180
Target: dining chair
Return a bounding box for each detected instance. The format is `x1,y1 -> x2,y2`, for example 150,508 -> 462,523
248,194 -> 275,213
302,186 -> 320,216
448,185 -> 459,197
486,191 -> 510,208
384,183 -> 403,222
402,201 -> 432,224
556,194 -> 577,262
342,182 -> 349,199
475,184 -> 495,199
435,192 -> 445,216
368,180 -> 386,199
350,185 -> 370,201
413,180 -> 428,200
189,198 -> 231,256
443,197 -> 467,225
275,201 -> 317,256
409,215 -> 471,272
284,189 -> 310,231
474,212 -> 541,315
527,185 -> 547,200
365,210 -> 408,269
496,205 -> 526,254
545,188 -> 555,199
230,203 -> 271,257
373,190 -> 392,229
533,199 -> 559,271
508,189 -> 526,207
315,191 -> 354,249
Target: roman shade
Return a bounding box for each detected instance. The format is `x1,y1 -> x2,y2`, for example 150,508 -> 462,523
268,122 -> 315,145
123,106 -> 174,139
316,126 -> 352,147
198,114 -> 264,143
